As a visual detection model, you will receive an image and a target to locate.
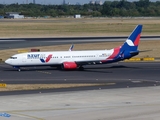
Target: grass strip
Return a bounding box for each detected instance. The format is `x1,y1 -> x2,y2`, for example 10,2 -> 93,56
0,18 -> 160,37
0,83 -> 115,91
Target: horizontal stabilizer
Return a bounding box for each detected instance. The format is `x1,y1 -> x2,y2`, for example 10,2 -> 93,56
130,51 -> 139,56
139,50 -> 152,52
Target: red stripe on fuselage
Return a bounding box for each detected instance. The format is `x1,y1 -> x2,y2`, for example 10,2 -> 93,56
46,55 -> 52,62
101,46 -> 120,63
134,34 -> 140,46
108,47 -> 120,59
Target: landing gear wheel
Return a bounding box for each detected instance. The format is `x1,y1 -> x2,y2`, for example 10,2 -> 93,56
78,66 -> 84,71
18,69 -> 21,72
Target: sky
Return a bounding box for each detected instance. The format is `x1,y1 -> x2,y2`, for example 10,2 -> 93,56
0,0 -> 158,5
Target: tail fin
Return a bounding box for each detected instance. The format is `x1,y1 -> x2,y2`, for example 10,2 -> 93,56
119,25 -> 143,59
121,24 -> 142,52
101,25 -> 143,62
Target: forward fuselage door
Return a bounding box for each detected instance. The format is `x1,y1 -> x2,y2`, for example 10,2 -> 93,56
22,56 -> 26,62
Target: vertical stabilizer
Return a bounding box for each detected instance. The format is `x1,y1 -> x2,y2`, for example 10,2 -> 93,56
119,25 -> 143,59
121,24 -> 143,51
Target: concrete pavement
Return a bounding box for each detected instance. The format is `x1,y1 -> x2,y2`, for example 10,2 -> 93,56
1,86 -> 160,120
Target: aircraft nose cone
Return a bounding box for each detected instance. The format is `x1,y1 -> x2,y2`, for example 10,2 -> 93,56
5,59 -> 10,64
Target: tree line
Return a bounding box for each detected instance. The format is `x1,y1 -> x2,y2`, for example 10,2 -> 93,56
0,0 -> 160,17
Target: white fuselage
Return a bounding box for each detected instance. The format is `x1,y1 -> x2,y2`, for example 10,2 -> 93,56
5,49 -> 115,66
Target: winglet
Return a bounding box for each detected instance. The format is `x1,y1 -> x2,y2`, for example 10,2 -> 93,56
69,44 -> 74,51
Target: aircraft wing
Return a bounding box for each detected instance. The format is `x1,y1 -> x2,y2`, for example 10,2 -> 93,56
75,59 -> 113,65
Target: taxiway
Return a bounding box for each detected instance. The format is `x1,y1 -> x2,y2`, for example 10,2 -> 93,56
0,62 -> 159,95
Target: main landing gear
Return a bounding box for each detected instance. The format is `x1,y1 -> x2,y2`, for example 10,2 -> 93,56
78,66 -> 84,71
13,66 -> 21,71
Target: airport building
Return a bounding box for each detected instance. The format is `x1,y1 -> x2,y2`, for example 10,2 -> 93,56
89,0 -> 103,5
5,12 -> 24,19
74,14 -> 81,18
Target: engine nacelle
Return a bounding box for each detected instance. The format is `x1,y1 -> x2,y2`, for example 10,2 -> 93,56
62,62 -> 77,70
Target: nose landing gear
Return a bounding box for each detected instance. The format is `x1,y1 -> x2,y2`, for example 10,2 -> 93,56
13,66 -> 21,72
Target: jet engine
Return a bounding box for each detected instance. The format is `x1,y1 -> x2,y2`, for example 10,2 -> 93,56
62,62 -> 77,70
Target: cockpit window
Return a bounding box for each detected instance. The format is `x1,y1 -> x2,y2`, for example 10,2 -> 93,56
10,57 -> 17,59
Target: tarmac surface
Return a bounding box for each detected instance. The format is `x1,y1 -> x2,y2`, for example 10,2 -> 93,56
1,61 -> 160,82
0,62 -> 160,95
1,62 -> 160,82
1,86 -> 160,120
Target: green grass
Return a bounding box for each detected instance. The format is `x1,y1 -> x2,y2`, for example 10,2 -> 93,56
0,18 -> 160,37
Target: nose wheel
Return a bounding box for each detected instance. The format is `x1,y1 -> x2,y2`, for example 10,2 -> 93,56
13,66 -> 21,71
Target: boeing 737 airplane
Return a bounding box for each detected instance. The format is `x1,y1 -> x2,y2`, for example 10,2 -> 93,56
5,24 -> 143,71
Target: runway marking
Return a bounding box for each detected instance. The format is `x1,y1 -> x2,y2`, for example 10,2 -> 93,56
8,112 -> 43,120
36,71 -> 52,74
21,68 -> 52,74
131,81 -> 142,83
6,108 -> 76,112
5,108 -> 77,120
